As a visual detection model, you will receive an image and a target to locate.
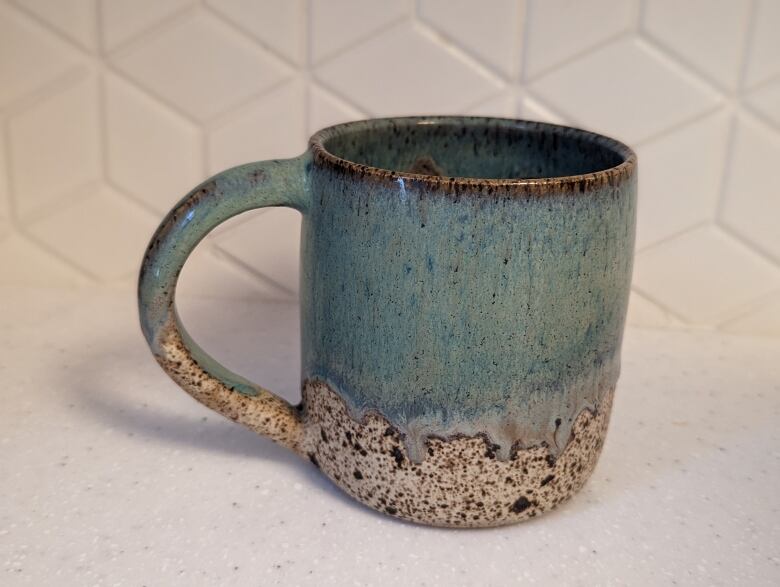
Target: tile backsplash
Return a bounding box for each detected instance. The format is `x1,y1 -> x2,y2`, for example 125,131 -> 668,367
0,0 -> 778,335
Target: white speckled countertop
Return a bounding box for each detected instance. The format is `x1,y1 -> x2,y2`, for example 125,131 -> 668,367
1,286 -> 779,586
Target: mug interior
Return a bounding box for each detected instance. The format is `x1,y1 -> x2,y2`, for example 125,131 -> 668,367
312,117 -> 632,181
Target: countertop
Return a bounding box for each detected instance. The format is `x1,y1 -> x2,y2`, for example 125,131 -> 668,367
1,286 -> 778,586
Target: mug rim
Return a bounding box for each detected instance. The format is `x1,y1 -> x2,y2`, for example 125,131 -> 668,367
309,116 -> 636,194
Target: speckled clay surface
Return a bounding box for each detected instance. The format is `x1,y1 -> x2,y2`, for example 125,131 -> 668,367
138,116 -> 637,527
300,379 -> 613,528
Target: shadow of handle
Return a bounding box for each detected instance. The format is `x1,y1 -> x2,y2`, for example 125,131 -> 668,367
137,155 -> 311,456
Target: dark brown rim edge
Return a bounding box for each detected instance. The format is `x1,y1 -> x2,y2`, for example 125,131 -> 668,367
309,116 -> 637,195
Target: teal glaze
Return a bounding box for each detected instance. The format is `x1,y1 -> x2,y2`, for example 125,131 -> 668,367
301,118 -> 636,460
138,157 -> 310,401
138,116 -> 636,464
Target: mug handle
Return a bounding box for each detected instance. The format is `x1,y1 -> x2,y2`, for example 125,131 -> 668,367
138,156 -> 310,455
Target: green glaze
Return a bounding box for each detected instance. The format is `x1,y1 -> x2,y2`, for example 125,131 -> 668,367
302,118 -> 636,460
139,116 -> 636,464
139,158 -> 309,407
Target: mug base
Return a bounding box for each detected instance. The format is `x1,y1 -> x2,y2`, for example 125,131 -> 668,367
300,380 -> 613,528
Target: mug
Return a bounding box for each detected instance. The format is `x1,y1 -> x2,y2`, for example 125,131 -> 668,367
139,116 -> 637,528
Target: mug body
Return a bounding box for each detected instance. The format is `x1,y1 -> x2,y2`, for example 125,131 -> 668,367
298,117 -> 636,527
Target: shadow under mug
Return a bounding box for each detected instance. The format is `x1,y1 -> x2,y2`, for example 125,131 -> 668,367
138,116 -> 637,528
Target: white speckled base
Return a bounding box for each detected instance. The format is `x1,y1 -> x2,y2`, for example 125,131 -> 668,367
301,379 -> 613,527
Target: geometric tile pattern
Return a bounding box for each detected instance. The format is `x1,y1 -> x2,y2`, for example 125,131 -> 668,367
0,0 -> 778,335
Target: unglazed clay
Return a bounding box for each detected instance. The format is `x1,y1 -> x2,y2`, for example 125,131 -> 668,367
139,117 -> 637,528
300,379 -> 613,527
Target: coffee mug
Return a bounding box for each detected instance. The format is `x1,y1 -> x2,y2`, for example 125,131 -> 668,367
139,117 -> 637,528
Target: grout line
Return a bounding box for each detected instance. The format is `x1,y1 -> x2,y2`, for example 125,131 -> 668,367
18,224 -> 101,282
632,102 -> 729,147
7,0 -> 94,54
511,85 -> 525,119
309,74 -> 373,118
102,2 -> 200,58
515,0 -> 529,83
638,28 -> 741,98
104,61 -> 203,126
629,283 -> 691,324
635,220 -> 711,254
740,72 -> 780,96
203,77 -> 297,132
97,70 -> 111,187
524,30 -> 633,83
634,37 -> 726,104
740,98 -> 780,134
18,180 -> 101,225
0,66 -> 92,120
1,114 -> 18,229
736,0 -> 759,93
95,0 -> 106,57
413,14 -> 512,84
302,0 -> 313,136
713,112 -> 740,224
632,0 -> 645,32
304,0 -> 314,69
100,179 -> 165,222
715,287 -> 780,331
211,246 -> 297,297
200,2 -> 302,73
102,176 -> 171,219
517,0 -> 534,83
312,14 -> 409,68
460,90 -> 512,116
199,120 -> 210,179
628,287 -> 681,326
521,87 -> 575,124
717,222 -> 780,268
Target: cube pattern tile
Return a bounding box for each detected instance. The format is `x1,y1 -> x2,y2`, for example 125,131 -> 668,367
0,0 -> 778,335
642,0 -> 751,91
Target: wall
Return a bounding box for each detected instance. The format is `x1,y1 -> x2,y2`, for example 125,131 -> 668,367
0,0 -> 778,334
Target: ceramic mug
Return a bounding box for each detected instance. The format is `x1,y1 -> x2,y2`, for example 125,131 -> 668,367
139,117 -> 637,528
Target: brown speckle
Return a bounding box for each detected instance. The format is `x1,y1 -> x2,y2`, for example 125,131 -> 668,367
300,379 -> 613,528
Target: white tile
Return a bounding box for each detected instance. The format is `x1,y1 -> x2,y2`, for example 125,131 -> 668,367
0,3 -> 82,107
524,0 -> 635,79
9,74 -> 100,220
720,113 -> 780,260
308,84 -> 365,136
633,225 -> 780,324
205,0 -> 304,65
208,81 -> 307,174
0,233 -> 90,286
310,0 -> 407,63
530,37 -> 722,143
14,0 -> 97,51
745,79 -> 780,127
519,95 -> 569,124
0,139 -> 9,242
101,0 -> 193,51
214,208 -> 302,295
112,11 -> 289,121
207,208 -> 270,239
418,0 -> 522,78
626,290 -> 682,329
466,92 -> 516,118
178,245 -> 290,300
315,22 -> 502,116
105,74 -> 202,213
635,110 -> 730,249
26,186 -> 158,281
744,0 -> 780,88
720,293 -> 780,336
643,0 -> 750,91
